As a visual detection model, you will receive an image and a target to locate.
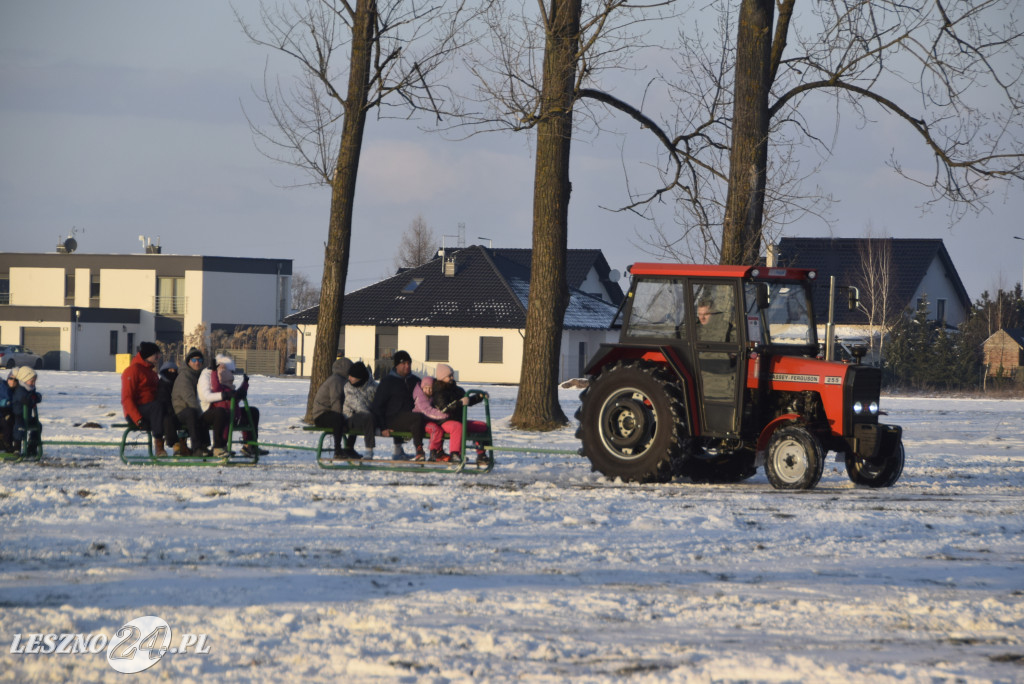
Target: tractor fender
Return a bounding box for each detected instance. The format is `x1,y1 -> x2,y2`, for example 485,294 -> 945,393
755,413 -> 802,456
583,344 -> 701,437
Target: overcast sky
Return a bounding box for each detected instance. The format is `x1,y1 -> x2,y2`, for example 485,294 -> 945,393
2,1 -> 1022,302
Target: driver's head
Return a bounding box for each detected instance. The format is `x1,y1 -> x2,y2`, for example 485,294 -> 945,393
697,299 -> 715,325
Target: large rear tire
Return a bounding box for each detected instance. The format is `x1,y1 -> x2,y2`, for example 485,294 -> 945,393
846,435 -> 904,488
578,360 -> 686,483
765,425 -> 824,490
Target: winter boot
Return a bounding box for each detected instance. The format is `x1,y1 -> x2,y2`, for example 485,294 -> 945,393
413,445 -> 426,461
173,442 -> 192,457
154,438 -> 168,458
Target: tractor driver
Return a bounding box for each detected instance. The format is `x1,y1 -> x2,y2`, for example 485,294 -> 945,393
696,298 -> 730,341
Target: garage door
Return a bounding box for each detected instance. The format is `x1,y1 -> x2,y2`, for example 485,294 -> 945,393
23,327 -> 61,370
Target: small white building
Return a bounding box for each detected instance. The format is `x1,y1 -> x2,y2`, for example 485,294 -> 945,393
0,250 -> 292,370
776,237 -> 972,364
284,246 -> 623,384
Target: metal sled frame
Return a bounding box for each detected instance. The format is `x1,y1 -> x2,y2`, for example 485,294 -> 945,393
309,390 -> 495,474
117,398 -> 259,466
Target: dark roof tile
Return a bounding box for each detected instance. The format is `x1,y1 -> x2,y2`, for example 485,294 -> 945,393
284,245 -> 619,330
777,237 -> 970,325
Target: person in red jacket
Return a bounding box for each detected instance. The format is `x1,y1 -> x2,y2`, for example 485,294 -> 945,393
121,341 -> 169,456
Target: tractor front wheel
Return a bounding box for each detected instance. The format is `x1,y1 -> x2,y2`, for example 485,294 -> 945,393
765,425 -> 824,490
846,432 -> 904,488
579,361 -> 686,483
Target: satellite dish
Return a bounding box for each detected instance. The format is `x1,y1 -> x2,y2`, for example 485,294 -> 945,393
63,237 -> 78,253
608,269 -> 621,282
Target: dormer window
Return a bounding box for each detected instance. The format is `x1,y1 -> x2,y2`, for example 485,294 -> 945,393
402,278 -> 423,293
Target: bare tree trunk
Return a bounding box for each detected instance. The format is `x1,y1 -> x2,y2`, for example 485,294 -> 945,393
720,0 -> 773,266
306,0 -> 375,421
509,0 -> 581,430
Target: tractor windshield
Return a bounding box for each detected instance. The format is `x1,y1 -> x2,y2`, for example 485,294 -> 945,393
744,281 -> 817,348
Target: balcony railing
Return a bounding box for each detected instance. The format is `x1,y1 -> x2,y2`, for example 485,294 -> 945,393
154,296 -> 188,316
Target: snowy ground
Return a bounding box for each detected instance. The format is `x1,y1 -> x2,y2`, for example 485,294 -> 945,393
1,371 -> 1022,682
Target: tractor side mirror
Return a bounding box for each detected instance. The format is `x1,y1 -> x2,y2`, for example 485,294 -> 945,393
755,283 -> 769,310
847,286 -> 860,311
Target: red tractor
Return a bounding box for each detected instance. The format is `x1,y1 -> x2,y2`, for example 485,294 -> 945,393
576,263 -> 904,489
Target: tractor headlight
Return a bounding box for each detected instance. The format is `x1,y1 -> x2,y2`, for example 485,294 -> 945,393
853,401 -> 864,414
869,401 -> 879,415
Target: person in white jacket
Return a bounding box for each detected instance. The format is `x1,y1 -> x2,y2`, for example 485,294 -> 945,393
199,353 -> 263,456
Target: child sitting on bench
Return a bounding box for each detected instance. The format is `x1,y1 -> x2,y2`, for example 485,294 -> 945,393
429,364 -> 489,464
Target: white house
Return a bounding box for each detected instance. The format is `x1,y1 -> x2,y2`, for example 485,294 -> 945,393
284,246 -> 623,383
0,250 -> 292,370
775,237 -> 972,362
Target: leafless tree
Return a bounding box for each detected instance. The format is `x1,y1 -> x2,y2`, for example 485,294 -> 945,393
626,0 -> 1024,265
460,0 -> 676,430
290,272 -> 321,312
237,0 -> 474,419
852,231 -> 901,365
394,215 -> 439,270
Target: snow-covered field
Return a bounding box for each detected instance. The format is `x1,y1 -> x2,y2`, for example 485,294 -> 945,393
1,371 -> 1022,682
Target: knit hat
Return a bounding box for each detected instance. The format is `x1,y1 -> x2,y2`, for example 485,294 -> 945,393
185,348 -> 204,363
14,366 -> 36,384
215,353 -> 235,371
420,375 -> 434,389
348,361 -> 369,381
392,350 -> 411,366
139,341 -> 160,360
160,360 -> 178,373
434,363 -> 454,381
333,357 -> 353,377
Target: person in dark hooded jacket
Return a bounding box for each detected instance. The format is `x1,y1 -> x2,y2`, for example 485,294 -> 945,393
370,350 -> 425,460
10,366 -> 42,456
171,348 -> 211,456
157,360 -> 187,455
310,357 -> 352,458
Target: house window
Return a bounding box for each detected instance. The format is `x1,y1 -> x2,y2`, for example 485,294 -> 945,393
936,299 -> 946,324
278,275 -> 288,322
480,336 -> 502,364
89,272 -> 100,307
156,277 -> 185,315
578,341 -> 587,377
402,278 -> 423,293
375,326 -> 398,361
65,272 -> 76,306
426,335 -> 449,362
0,274 -> 9,305
126,332 -> 135,355
109,331 -> 118,355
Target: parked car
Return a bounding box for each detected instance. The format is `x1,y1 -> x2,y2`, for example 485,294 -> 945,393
284,353 -> 297,375
0,345 -> 43,369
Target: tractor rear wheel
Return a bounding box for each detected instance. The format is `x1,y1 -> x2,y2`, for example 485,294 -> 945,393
765,425 -> 824,490
579,360 -> 686,483
846,434 -> 904,488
